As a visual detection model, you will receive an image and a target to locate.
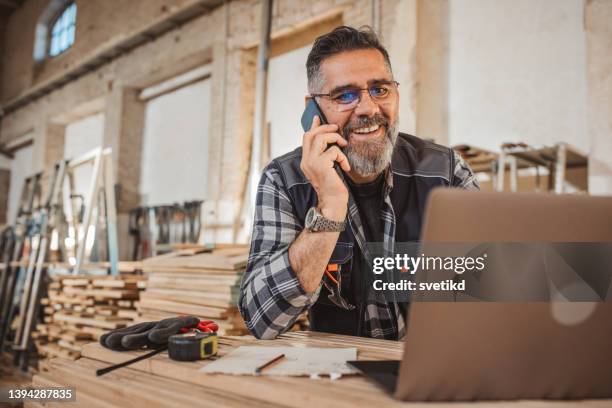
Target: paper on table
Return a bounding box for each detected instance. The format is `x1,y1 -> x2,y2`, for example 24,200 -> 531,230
199,346 -> 359,377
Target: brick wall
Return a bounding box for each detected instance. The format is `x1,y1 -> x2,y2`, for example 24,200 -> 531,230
0,0 -> 198,103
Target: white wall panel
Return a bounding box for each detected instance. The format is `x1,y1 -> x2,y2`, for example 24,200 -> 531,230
140,78 -> 211,206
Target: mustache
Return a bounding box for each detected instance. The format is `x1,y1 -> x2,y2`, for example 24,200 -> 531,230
342,113 -> 389,139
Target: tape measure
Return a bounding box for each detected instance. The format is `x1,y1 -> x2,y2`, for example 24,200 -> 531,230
168,332 -> 218,361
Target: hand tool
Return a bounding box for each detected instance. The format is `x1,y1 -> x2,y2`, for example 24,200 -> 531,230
96,316 -> 218,376
168,331 -> 218,361
169,319 -> 219,361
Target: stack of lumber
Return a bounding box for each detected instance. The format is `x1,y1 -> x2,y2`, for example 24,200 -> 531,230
135,246 -> 251,336
136,245 -> 308,335
32,274 -> 146,360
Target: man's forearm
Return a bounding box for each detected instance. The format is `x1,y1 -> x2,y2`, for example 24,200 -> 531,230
288,228 -> 341,293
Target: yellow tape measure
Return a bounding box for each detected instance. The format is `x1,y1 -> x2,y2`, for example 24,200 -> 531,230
168,332 -> 218,361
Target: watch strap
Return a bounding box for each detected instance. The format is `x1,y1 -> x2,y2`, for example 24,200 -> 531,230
312,211 -> 346,232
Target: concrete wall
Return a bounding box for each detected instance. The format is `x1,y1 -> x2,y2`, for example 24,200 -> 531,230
265,44 -> 310,160
447,0 -> 588,153
585,0 -> 612,195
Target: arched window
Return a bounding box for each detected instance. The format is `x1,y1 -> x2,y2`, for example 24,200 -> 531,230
49,3 -> 77,57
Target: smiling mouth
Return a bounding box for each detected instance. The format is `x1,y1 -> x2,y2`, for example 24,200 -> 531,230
350,124 -> 384,138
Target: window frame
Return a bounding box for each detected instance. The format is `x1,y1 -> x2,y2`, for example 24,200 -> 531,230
47,2 -> 77,58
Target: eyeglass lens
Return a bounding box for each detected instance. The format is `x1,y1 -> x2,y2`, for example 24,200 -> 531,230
330,83 -> 398,112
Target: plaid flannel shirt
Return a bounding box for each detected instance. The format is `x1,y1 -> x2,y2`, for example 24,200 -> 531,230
239,150 -> 479,340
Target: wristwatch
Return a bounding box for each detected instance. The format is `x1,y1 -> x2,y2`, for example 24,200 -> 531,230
305,207 -> 346,232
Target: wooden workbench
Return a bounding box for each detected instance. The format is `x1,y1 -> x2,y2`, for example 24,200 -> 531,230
27,331 -> 612,408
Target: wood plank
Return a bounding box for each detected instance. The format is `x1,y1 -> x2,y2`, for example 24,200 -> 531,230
143,250 -> 248,271
139,290 -> 234,308
54,313 -> 129,330
117,309 -> 140,319
43,357 -> 282,408
33,373 -> 117,408
147,279 -> 238,294
136,298 -> 230,319
92,279 -> 139,289
142,266 -> 244,275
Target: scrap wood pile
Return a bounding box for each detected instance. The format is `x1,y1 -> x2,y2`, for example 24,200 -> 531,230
135,245 -> 307,336
32,274 -> 146,361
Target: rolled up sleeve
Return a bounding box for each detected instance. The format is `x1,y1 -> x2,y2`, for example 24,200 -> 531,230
452,150 -> 480,190
239,165 -> 320,339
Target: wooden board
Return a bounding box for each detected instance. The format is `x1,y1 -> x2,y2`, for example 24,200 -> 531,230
148,274 -> 239,288
40,357 -> 280,408
136,298 -> 230,319
139,290 -> 235,308
143,249 -> 248,271
92,279 -> 140,289
53,313 -> 130,330
33,374 -> 116,408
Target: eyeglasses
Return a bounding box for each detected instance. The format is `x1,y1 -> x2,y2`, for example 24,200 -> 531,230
311,81 -> 399,112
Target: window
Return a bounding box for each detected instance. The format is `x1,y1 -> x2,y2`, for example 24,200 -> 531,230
49,3 -> 76,57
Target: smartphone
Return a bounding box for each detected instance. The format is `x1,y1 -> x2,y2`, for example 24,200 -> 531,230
301,98 -> 329,132
301,98 -> 346,178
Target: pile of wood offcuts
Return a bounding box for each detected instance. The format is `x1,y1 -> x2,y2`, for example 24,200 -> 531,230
32,274 -> 146,360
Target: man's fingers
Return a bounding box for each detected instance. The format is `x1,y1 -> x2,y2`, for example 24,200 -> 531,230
309,115 -> 321,130
313,132 -> 347,153
322,146 -> 351,172
303,123 -> 339,154
306,124 -> 339,137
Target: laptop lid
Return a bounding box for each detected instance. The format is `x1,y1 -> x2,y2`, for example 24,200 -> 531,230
394,190 -> 612,401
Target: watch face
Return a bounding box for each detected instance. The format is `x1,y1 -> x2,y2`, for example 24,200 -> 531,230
305,207 -> 316,229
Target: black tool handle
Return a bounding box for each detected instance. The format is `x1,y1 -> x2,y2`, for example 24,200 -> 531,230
96,346 -> 167,376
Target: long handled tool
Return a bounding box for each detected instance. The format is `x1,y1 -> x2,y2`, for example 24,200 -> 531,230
12,161 -> 67,369
0,173 -> 42,354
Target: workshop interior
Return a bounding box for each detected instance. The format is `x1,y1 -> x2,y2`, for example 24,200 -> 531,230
0,0 -> 611,406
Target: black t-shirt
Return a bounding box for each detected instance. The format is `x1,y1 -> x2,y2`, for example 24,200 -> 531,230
346,173 -> 385,242
345,173 -> 385,304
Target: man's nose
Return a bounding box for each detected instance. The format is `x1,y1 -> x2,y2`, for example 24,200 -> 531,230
353,90 -> 380,117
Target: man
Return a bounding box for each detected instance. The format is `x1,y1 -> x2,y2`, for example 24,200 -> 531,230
239,26 -> 478,340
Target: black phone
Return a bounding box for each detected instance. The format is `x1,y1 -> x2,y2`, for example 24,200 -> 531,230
301,98 -> 329,132
301,98 -> 347,179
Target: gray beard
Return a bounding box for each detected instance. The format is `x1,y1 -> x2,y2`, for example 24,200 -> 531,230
342,120 -> 398,177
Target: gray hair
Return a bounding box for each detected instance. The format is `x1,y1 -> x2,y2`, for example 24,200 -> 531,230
306,26 -> 393,94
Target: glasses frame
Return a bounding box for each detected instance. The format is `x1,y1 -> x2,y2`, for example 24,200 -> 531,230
310,80 -> 400,111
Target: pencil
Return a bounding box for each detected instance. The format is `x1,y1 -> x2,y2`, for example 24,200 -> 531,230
255,353 -> 286,375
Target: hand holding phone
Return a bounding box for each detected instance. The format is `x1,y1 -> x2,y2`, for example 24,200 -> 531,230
300,100 -> 350,221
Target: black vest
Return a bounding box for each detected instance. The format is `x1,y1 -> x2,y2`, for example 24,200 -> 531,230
271,133 -> 456,336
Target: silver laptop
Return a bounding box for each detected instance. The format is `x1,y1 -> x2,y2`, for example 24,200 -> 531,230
350,189 -> 612,401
